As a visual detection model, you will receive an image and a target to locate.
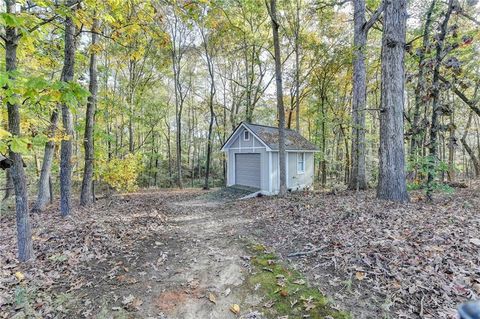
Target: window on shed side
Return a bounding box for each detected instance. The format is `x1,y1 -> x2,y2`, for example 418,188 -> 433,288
297,153 -> 305,173
244,130 -> 250,141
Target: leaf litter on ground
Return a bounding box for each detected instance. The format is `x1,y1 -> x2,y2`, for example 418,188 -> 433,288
239,183 -> 480,319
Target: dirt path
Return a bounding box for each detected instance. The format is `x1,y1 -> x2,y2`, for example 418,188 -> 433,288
72,189 -> 263,319
143,196 -> 261,319
2,189 -> 346,318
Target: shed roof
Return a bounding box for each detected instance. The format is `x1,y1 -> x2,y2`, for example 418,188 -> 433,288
238,122 -> 319,151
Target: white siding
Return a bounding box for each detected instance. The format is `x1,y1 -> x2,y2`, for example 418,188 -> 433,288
271,152 -> 279,193
287,152 -> 314,190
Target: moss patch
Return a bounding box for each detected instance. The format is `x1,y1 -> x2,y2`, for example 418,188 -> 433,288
247,244 -> 350,319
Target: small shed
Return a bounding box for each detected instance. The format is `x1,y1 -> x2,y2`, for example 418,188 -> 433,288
221,122 -> 319,195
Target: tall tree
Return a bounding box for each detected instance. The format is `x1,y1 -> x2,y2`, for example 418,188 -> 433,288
59,0 -> 78,216
348,0 -> 384,191
426,0 -> 455,200
376,0 -> 409,202
3,0 -> 33,261
409,0 -> 436,168
80,17 -> 99,206
267,0 -> 287,196
165,4 -> 191,189
199,10 -> 216,190
32,109 -> 58,212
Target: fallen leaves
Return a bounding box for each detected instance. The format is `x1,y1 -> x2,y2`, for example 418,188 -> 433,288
208,292 -> 216,304
0,190 -> 173,318
122,294 -> 143,311
14,272 -> 25,282
469,238 -> 480,246
243,185 -> 480,319
354,271 -> 366,281
229,303 -> 240,314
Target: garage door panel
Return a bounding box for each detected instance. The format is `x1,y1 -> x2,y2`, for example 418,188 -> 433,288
235,153 -> 261,189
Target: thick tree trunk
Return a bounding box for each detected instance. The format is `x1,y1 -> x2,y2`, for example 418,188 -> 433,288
348,0 -> 383,190
426,0 -> 454,200
80,18 -> 99,206
60,5 -> 77,216
376,0 -> 409,203
31,110 -> 59,212
269,0 -> 287,196
348,0 -> 369,190
4,0 -> 33,262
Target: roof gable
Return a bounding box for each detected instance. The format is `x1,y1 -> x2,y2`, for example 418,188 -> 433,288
221,122 -> 319,152
220,122 -> 271,151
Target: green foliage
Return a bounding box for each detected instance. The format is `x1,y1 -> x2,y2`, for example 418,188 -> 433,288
407,155 -> 455,193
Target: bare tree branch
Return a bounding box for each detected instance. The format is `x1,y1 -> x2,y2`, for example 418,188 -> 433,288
364,0 -> 384,32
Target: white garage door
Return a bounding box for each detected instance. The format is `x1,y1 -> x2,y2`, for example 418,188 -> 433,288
235,153 -> 261,189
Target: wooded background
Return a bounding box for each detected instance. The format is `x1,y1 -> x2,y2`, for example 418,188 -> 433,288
1,0 -> 479,260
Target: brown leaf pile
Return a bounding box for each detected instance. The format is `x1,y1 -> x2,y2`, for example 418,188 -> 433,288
242,186 -> 480,319
0,190 -> 191,318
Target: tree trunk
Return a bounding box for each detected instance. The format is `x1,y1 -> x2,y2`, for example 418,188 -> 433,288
128,60 -> 135,154
294,0 -> 301,132
348,0 -> 383,190
426,0 -> 454,200
31,110 -> 59,212
348,0 -> 368,190
201,28 -> 216,190
320,95 -> 327,187
269,0 -> 287,196
409,0 -> 436,173
376,0 -> 409,203
461,111 -> 480,177
60,3 -> 77,216
3,169 -> 14,201
4,0 -> 33,262
80,18 -> 99,206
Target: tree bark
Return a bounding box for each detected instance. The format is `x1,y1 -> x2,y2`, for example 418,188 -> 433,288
3,169 -> 14,201
376,0 -> 409,203
268,0 -> 287,196
461,111 -> 480,177
426,0 -> 455,200
31,109 -> 58,212
409,0 -> 436,166
348,0 -> 383,190
200,26 -> 216,190
60,2 -> 77,216
294,0 -> 301,132
349,0 -> 368,190
80,18 -> 99,206
4,0 -> 33,262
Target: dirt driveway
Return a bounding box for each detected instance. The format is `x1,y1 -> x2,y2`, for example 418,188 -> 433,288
134,190 -> 263,318
1,189 -> 264,319
1,188 -> 347,319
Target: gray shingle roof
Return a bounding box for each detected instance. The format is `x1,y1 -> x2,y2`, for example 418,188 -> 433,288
243,122 -> 319,151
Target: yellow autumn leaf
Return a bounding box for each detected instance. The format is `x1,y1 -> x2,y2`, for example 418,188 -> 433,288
0,128 -> 12,139
15,271 -> 25,281
229,304 -> 240,314
355,271 -> 366,281
208,292 -> 216,304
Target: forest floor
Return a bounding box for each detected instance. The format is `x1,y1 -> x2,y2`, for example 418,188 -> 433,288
0,184 -> 479,319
